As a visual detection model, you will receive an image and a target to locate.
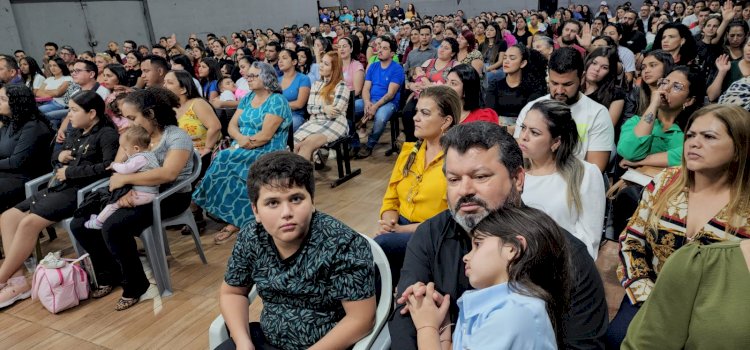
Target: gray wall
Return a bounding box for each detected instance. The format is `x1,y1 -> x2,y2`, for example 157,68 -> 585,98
345,0 -> 541,17
2,0 -> 318,60
0,0 -> 23,55
146,0 -> 319,41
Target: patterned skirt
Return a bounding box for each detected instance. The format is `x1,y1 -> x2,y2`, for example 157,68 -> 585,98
192,147 -> 259,228
294,115 -> 349,144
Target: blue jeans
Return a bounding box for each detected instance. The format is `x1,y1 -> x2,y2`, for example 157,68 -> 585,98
374,216 -> 414,288
352,99 -> 396,149
485,69 -> 506,86
39,101 -> 68,129
291,111 -> 305,133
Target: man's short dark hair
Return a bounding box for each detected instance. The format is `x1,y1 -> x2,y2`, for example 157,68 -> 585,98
440,122 -> 524,178
0,55 -> 19,71
247,151 -> 315,206
266,41 -> 282,52
61,45 -> 76,55
143,54 -> 169,72
562,19 -> 583,32
419,25 -> 432,33
75,59 -> 98,79
14,49 -> 25,55
124,40 -> 137,47
549,47 -> 584,77
44,42 -> 58,50
151,44 -> 167,52
380,35 -> 398,52
435,20 -> 446,26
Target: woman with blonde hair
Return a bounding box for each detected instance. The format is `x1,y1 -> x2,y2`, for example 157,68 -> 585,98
95,52 -> 114,84
611,104 -> 750,347
294,51 -> 349,166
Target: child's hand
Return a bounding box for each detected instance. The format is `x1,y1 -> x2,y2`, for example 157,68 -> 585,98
105,164 -> 114,171
406,282 -> 451,330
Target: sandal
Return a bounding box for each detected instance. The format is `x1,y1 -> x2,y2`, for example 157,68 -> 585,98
115,297 -> 138,311
213,226 -> 239,245
91,285 -> 114,299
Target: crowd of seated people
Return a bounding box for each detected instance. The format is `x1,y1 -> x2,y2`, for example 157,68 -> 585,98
1,0 -> 750,348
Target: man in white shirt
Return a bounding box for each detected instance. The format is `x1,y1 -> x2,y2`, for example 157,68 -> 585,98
54,59 -> 112,145
514,47 -> 614,172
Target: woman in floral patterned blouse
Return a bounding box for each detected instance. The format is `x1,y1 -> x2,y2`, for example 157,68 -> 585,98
607,104 -> 750,347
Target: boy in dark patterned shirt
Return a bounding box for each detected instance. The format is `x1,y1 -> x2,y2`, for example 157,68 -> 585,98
218,151 -> 376,350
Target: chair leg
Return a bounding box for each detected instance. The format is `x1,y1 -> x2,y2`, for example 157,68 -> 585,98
331,140 -> 361,188
141,228 -> 173,297
385,117 -> 400,156
186,217 -> 207,264
34,240 -> 43,262
46,227 -> 57,241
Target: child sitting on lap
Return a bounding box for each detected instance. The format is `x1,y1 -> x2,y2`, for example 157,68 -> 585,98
85,126 -> 159,229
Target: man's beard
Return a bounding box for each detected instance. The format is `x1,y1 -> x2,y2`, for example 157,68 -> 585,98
622,22 -> 634,33
562,37 -> 577,46
449,186 -> 522,232
552,92 -> 580,105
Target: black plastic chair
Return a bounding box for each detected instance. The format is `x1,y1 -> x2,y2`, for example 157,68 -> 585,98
323,91 -> 362,188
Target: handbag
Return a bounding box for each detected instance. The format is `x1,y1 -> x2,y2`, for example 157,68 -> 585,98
31,253 -> 90,314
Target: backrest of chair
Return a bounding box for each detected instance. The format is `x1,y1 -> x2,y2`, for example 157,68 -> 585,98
287,122 -> 294,151
188,149 -> 202,184
346,90 -> 355,124
354,233 -> 393,350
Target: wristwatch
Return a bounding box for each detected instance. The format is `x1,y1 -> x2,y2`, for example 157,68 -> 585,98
643,112 -> 655,124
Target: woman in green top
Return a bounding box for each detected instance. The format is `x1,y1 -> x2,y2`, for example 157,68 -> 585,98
622,241 -> 750,349
706,36 -> 750,102
617,66 -> 705,169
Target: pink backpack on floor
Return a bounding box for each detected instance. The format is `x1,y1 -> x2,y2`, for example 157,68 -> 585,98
31,254 -> 90,313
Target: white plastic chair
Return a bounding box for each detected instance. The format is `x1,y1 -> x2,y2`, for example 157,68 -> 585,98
66,150 -> 206,297
208,233 -> 393,350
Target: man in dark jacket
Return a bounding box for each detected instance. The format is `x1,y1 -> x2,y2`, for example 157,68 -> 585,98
388,122 -> 608,349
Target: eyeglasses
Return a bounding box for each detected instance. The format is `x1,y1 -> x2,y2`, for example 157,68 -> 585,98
71,69 -> 90,74
657,78 -> 686,93
246,73 -> 259,80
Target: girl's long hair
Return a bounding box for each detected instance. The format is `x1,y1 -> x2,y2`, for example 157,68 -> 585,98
526,100 -> 584,213
472,205 -> 571,349
583,47 -> 619,106
320,52 -> 344,105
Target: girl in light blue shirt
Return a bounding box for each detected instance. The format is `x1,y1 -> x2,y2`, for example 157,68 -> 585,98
407,206 -> 571,349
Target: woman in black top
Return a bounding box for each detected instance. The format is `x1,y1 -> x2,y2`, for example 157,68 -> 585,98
485,43 -> 547,125
0,90 -> 118,309
582,47 -> 626,127
0,85 -> 54,211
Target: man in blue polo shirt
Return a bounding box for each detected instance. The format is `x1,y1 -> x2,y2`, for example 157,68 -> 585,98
354,36 -> 404,159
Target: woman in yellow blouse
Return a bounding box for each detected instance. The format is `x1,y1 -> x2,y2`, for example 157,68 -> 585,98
605,104 -> 750,348
164,70 -> 221,230
376,85 -> 461,286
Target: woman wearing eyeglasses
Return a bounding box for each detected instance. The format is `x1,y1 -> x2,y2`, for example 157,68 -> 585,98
617,66 -> 705,170
612,65 -> 706,244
